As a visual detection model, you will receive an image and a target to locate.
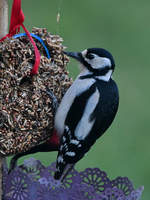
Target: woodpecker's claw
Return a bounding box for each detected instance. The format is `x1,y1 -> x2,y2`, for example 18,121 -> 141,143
46,88 -> 59,114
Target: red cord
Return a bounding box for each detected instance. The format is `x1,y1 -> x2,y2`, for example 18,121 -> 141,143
9,0 -> 24,36
0,0 -> 40,75
21,24 -> 40,75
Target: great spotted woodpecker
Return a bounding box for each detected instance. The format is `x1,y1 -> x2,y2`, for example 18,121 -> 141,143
54,48 -> 119,180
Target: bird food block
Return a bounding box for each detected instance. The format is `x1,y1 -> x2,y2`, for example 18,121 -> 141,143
0,27 -> 72,156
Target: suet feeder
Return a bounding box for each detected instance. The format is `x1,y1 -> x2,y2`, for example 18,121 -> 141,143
0,27 -> 72,156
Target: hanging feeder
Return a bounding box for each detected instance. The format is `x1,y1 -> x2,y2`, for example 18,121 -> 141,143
0,27 -> 72,156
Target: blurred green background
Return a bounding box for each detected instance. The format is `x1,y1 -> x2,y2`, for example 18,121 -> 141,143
8,0 -> 150,199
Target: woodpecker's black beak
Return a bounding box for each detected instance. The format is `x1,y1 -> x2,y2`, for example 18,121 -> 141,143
64,51 -> 83,63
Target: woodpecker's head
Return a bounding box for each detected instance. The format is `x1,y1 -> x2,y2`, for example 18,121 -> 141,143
64,48 -> 115,81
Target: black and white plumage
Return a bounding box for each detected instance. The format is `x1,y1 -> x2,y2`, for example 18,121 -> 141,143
54,48 -> 119,180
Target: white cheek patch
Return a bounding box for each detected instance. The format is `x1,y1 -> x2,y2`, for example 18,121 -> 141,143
85,54 -> 111,70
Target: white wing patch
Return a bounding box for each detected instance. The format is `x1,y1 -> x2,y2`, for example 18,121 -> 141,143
74,88 -> 100,140
55,76 -> 95,136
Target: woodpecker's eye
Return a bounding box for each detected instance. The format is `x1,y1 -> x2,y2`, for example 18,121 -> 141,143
86,53 -> 94,60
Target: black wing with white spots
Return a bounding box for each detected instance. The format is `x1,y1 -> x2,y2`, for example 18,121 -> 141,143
54,126 -> 84,179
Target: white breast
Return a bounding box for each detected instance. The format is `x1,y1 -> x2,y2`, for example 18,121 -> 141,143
54,74 -> 96,137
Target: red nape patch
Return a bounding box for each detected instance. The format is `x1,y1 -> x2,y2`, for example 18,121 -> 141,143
46,130 -> 60,146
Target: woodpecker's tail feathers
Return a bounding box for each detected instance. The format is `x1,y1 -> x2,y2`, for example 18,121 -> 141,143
54,169 -> 63,180
54,162 -> 74,182
54,158 -> 66,180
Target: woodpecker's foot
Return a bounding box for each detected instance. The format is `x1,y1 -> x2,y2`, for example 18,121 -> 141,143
46,88 -> 59,114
